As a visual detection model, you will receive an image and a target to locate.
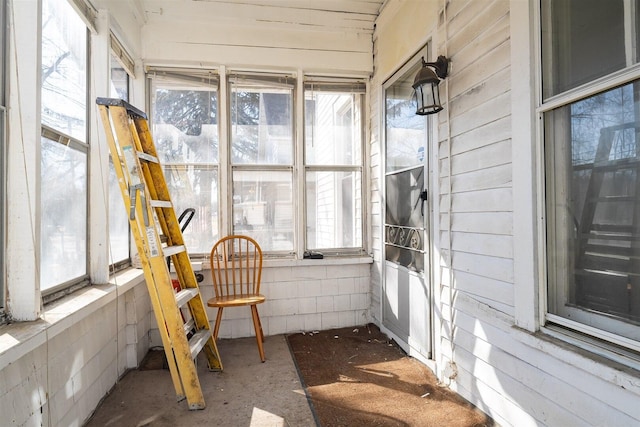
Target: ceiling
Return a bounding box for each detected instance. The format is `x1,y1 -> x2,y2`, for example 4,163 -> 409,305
140,0 -> 388,34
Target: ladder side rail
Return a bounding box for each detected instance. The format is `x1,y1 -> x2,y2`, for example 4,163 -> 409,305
146,249 -> 208,408
132,115 -> 222,372
131,117 -> 214,331
98,99 -> 223,407
132,117 -> 197,288
97,104 -> 186,401
121,114 -> 209,408
577,128 -> 616,266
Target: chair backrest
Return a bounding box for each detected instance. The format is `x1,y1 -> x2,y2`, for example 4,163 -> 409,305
210,235 -> 263,298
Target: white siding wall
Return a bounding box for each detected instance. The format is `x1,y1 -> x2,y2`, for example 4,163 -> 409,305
436,0 -> 514,326
372,1 -> 640,426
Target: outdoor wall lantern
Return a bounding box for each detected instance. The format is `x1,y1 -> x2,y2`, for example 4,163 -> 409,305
412,55 -> 449,115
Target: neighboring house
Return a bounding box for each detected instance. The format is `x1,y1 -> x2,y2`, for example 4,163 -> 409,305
1,0 -> 639,426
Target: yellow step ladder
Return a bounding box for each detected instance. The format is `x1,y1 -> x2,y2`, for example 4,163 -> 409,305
96,97 -> 222,410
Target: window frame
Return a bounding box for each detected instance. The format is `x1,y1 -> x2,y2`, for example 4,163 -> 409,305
147,69 -> 369,259
0,0 -> 6,319
108,37 -> 133,273
302,79 -> 366,255
227,72 -> 297,255
539,0 -> 640,356
148,68 -> 222,256
40,0 -> 91,300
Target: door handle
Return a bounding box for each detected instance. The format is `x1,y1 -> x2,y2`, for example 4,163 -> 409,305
420,190 -> 427,216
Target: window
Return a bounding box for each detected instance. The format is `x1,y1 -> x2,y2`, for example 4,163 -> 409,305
150,70 -> 220,255
542,0 -> 640,348
230,74 -> 294,253
149,69 -> 366,257
108,40 -> 132,270
304,81 -> 365,252
41,0 -> 89,293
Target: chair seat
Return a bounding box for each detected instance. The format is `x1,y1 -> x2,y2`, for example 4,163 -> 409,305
207,294 -> 266,308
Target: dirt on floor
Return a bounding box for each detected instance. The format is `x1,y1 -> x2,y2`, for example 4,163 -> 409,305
287,324 -> 493,427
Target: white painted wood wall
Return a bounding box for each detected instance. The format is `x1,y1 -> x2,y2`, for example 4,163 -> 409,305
372,1 -> 640,426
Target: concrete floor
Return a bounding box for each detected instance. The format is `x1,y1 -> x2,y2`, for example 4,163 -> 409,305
84,335 -> 317,427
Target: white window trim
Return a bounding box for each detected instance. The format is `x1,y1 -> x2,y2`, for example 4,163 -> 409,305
511,0 -> 540,332
0,0 -> 6,318
7,0 -> 43,319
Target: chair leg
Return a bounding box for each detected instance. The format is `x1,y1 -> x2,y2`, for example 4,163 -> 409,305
255,307 -> 264,343
250,305 -> 265,362
213,307 -> 224,340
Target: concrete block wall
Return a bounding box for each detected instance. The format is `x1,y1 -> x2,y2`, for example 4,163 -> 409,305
0,341 -> 47,426
0,276 -> 148,427
2,261 -> 371,425
149,260 -> 373,346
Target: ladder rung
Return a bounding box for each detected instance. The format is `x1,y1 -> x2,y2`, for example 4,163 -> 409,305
575,157 -> 640,172
583,232 -> 640,241
588,196 -> 635,203
183,319 -> 195,334
577,268 -> 640,278
150,200 -> 173,208
584,244 -> 636,257
189,329 -> 212,360
175,288 -> 199,307
590,224 -> 634,233
164,245 -> 186,257
138,151 -> 159,163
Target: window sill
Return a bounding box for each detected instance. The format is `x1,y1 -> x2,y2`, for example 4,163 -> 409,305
0,268 -> 145,371
540,323 -> 640,373
200,254 -> 374,270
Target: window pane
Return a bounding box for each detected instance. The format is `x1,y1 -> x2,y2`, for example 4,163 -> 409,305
41,137 -> 87,290
233,170 -> 293,252
305,91 -> 362,166
152,79 -> 219,254
384,60 -> 428,272
230,81 -> 293,165
41,0 -> 87,141
385,62 -> 426,172
385,167 -> 425,272
153,86 -> 219,164
165,166 -> 218,254
306,171 -> 362,249
546,81 -> 640,340
108,160 -> 129,265
110,53 -> 129,102
542,0 -> 628,98
109,57 -> 130,266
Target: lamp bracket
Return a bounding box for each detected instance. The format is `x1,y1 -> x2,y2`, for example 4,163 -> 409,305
422,55 -> 449,80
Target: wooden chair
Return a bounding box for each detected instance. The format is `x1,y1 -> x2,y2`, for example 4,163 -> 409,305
207,235 -> 266,362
